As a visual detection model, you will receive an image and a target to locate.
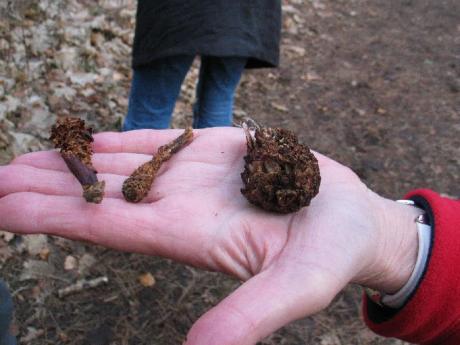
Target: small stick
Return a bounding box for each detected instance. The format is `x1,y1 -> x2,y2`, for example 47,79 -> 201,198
20,329 -> 45,343
58,276 -> 109,298
122,128 -> 194,203
50,117 -> 105,203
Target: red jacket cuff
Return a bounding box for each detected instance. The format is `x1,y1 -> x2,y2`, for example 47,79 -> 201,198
363,189 -> 460,344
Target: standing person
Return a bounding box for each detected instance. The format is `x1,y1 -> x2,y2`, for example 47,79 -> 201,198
123,1 -> 282,130
0,280 -> 15,345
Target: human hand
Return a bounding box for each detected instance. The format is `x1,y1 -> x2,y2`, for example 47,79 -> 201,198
0,127 -> 422,345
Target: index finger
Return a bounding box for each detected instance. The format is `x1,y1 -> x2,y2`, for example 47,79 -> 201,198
92,127 -> 246,155
0,192 -> 211,267
93,129 -> 189,154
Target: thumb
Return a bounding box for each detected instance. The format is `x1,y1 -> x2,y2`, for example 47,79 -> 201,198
184,265 -> 340,345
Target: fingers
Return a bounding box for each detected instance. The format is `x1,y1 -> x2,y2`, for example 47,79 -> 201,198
0,193 -> 159,253
11,150 -> 68,171
12,151 -> 152,176
10,127 -> 247,176
1,160 -> 239,203
0,192 -> 208,264
92,127 -> 245,155
0,164 -> 164,202
93,129 -> 196,154
185,266 -> 339,345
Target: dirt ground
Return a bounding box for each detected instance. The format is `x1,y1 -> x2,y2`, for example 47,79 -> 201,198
0,0 -> 459,344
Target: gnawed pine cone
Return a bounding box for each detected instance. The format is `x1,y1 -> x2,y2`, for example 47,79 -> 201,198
241,125 -> 321,213
50,117 -> 105,204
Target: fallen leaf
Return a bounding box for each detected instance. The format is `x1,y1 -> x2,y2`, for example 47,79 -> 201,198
64,255 -> 77,271
23,234 -> 48,256
0,245 -> 13,264
138,272 -> 156,287
39,248 -> 50,261
20,327 -> 45,343
68,72 -> 98,86
58,332 -> 69,343
20,260 -> 55,281
0,230 -> 15,242
270,102 -> 289,113
376,107 -> 387,115
284,44 -> 306,57
320,333 -> 341,345
78,253 -> 97,276
302,71 -> 322,81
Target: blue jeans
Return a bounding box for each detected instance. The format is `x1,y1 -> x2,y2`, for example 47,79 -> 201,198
0,281 -> 15,345
123,56 -> 247,130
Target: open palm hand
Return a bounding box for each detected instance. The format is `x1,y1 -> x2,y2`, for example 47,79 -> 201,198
0,127 -> 418,345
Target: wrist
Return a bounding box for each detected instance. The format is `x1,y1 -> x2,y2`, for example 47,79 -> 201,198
357,196 -> 423,294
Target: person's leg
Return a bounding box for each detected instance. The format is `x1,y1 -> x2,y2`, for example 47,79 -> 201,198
0,280 -> 16,345
193,56 -> 247,128
123,56 -> 195,130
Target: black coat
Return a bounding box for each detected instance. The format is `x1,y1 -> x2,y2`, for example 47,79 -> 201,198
132,0 -> 281,69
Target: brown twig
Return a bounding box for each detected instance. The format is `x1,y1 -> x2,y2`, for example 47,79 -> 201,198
122,127 -> 194,203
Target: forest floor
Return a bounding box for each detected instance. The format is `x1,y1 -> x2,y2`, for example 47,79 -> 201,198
0,0 -> 459,344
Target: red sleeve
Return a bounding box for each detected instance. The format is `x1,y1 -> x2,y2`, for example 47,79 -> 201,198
363,189 -> 460,345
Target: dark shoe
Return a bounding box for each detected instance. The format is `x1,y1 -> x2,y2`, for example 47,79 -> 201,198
0,280 -> 16,345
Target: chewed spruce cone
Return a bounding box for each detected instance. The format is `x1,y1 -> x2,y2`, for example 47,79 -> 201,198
50,117 -> 105,204
240,125 -> 321,213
